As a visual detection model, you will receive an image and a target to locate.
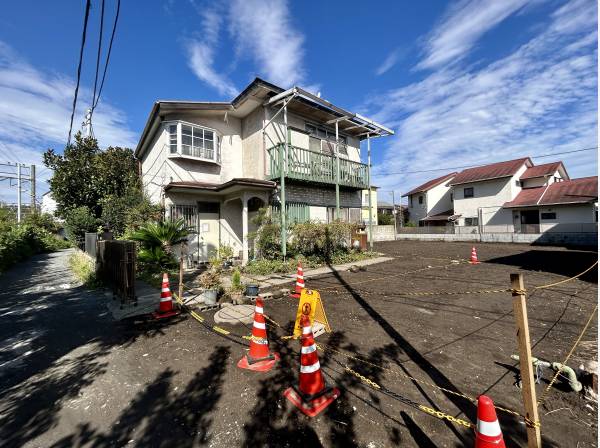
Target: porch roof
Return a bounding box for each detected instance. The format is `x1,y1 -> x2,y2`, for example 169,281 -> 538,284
165,178 -> 276,195
503,176 -> 598,208
421,209 -> 457,221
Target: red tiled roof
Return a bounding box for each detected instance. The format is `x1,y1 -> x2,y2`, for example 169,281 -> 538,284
520,161 -> 569,180
503,177 -> 598,208
449,157 -> 532,186
403,172 -> 457,197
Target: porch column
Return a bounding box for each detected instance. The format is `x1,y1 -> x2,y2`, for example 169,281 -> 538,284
335,121 -> 340,219
242,194 -> 249,264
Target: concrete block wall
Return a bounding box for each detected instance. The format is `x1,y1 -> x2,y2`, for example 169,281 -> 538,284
394,232 -> 597,246
372,225 -> 396,241
283,182 -> 362,208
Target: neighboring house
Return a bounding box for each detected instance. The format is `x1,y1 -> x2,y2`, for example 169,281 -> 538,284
136,78 -> 393,263
361,187 -> 378,225
402,172 -> 457,226
504,176 -> 597,233
449,158 -> 532,228
404,157 -> 597,233
41,191 -> 57,216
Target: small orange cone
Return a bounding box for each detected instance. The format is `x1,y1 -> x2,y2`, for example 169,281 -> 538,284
469,246 -> 481,264
152,273 -> 180,320
290,261 -> 305,299
237,298 -> 279,372
475,395 -> 506,448
284,315 -> 339,417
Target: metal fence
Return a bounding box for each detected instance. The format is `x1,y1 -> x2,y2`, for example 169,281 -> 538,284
96,240 -> 137,306
397,223 -> 598,235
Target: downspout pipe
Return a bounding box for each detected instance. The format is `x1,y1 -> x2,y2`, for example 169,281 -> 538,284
511,354 -> 582,392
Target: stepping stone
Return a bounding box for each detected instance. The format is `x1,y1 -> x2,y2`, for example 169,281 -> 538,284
214,304 -> 255,325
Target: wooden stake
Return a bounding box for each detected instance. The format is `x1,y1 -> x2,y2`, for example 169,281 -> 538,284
510,273 -> 541,448
179,256 -> 184,300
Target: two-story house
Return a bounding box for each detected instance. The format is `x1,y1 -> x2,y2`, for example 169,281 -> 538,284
135,78 -> 393,264
404,157 -> 597,233
402,172 -> 457,226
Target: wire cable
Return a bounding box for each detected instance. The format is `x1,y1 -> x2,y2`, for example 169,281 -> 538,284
379,146 -> 598,176
92,0 -> 121,112
67,0 -> 92,146
91,0 -> 105,108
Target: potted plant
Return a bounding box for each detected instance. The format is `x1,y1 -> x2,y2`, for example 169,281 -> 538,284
219,244 -> 234,268
228,269 -> 245,304
198,269 -> 221,305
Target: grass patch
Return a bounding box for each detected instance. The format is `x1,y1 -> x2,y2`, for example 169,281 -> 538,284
244,251 -> 379,276
68,250 -> 99,287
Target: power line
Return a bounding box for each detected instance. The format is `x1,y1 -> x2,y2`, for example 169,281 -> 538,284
67,0 -> 92,146
91,0 -> 105,115
378,146 -> 598,176
92,0 -> 121,112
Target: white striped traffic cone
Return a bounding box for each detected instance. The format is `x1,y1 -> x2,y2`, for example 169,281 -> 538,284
469,246 -> 481,264
152,273 -> 180,320
475,395 -> 506,448
284,315 -> 339,417
290,261 -> 305,298
237,298 -> 279,372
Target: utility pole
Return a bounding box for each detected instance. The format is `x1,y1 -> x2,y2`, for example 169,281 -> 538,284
82,108 -> 92,137
30,164 -> 36,212
17,164 -> 21,222
392,190 -> 397,240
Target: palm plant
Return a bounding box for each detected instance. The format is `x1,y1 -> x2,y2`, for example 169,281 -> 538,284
130,218 -> 192,255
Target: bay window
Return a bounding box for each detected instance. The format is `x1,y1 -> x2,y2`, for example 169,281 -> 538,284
167,121 -> 220,163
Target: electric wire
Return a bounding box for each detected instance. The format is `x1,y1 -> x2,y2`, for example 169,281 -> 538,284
91,0 -> 121,113
67,0 -> 92,146
89,0 -> 106,137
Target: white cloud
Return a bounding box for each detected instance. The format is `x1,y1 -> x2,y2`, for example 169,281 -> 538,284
363,0 -> 597,194
375,48 -> 405,76
228,0 -> 306,87
417,0 -> 531,70
0,41 -> 137,203
185,6 -> 238,97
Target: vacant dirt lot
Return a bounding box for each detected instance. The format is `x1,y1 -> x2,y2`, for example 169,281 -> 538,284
1,242 -> 597,447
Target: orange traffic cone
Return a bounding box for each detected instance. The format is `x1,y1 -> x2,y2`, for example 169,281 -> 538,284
290,261 -> 305,299
152,273 -> 180,320
475,395 -> 506,448
284,315 -> 340,417
237,298 -> 280,372
469,246 -> 481,264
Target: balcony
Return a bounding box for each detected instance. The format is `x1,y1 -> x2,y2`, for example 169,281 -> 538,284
267,144 -> 368,189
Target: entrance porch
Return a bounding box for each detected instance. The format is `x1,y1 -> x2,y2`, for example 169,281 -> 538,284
164,179 -> 275,265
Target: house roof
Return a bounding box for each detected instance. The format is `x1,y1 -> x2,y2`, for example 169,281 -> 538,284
449,157 -> 532,186
136,77 -> 393,158
164,178 -> 276,193
421,209 -> 455,221
402,172 -> 457,197
520,161 -> 569,180
503,176 -> 598,208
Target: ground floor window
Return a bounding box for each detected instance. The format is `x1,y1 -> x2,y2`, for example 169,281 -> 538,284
271,202 -> 310,224
541,212 -> 556,220
170,204 -> 198,229
464,217 -> 479,226
326,207 -> 361,224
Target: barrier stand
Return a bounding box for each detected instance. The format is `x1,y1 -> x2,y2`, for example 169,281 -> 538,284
510,273 -> 541,448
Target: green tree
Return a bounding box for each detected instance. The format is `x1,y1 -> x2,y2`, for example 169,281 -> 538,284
43,132 -> 140,219
64,206 -> 99,244
129,219 -> 192,270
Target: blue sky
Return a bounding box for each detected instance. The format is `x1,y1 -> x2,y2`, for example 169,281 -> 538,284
0,0 -> 597,205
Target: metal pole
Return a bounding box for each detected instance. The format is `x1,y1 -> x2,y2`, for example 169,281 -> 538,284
367,135 -> 373,250
30,164 -> 36,213
392,190 -> 397,240
280,105 -> 287,258
17,164 -> 21,223
335,121 -> 340,220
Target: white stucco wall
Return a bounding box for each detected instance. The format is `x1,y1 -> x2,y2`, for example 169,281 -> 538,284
140,112 -> 244,202
407,193 -> 427,224
521,169 -> 563,188
453,164 -> 528,226
426,182 -> 454,216
309,206 -> 327,222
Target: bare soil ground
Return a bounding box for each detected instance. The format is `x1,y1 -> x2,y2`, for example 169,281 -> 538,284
1,242 -> 597,447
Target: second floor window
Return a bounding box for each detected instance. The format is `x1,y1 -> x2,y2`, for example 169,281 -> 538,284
464,187 -> 474,198
167,122 -> 220,162
418,195 -> 423,204
306,123 -> 348,155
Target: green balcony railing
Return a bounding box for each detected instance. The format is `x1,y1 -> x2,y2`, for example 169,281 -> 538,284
267,143 -> 368,189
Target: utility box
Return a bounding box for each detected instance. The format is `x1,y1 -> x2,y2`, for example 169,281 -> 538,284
351,231 -> 368,251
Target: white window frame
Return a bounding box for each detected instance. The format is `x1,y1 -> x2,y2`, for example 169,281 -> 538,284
165,120 -> 221,164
